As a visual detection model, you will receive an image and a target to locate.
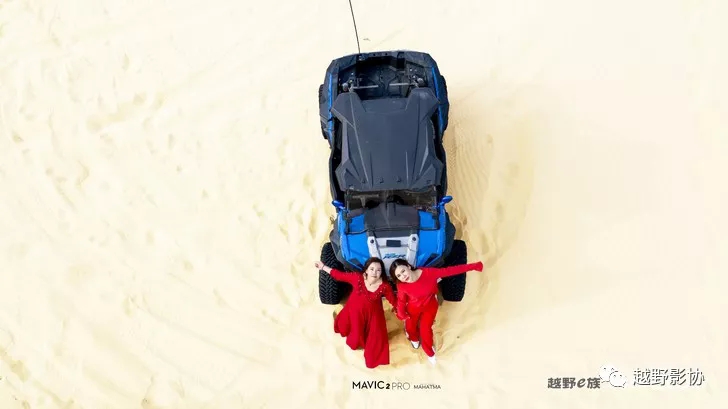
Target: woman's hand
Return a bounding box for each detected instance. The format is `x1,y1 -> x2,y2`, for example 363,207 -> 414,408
315,261 -> 331,273
393,309 -> 409,321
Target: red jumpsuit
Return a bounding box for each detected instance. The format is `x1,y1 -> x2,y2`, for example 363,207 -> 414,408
395,262 -> 484,357
330,269 -> 397,369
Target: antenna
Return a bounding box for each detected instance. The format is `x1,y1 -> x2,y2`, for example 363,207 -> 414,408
347,0 -> 361,54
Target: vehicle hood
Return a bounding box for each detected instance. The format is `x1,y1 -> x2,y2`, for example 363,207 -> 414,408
330,88 -> 444,192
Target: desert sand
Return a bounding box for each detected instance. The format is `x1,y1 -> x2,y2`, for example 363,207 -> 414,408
1,0 -> 727,408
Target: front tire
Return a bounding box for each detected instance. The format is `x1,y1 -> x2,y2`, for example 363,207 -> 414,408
319,242 -> 347,305
438,239 -> 467,302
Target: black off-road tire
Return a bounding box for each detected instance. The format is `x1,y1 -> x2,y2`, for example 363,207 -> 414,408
319,242 -> 348,305
438,239 -> 467,302
319,84 -> 329,139
439,74 -> 449,133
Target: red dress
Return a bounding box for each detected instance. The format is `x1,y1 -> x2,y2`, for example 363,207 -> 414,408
395,262 -> 483,357
330,269 -> 397,369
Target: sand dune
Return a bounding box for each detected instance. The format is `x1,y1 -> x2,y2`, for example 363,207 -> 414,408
1,0 -> 727,408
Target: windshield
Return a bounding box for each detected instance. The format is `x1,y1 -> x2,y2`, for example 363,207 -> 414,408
345,187 -> 437,213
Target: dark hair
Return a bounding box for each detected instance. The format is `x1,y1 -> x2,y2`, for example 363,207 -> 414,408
362,257 -> 385,278
388,258 -> 413,284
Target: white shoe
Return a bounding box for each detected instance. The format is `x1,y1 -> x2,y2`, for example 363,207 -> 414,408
410,340 -> 420,349
428,347 -> 436,365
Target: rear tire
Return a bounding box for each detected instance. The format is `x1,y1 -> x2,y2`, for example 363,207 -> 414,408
439,239 -> 467,302
319,242 -> 347,305
438,74 -> 449,134
319,84 -> 329,139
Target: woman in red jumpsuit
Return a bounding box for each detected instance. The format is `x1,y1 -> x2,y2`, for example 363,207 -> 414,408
315,257 -> 397,369
390,259 -> 484,365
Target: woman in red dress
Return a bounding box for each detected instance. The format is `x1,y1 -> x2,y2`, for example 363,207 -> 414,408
315,257 -> 397,369
390,259 -> 484,365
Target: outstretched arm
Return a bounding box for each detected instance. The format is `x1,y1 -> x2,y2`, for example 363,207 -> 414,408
329,268 -> 359,285
428,261 -> 484,279
315,261 -> 358,285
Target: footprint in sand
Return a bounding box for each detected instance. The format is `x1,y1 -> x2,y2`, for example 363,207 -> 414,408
251,203 -> 265,218
276,139 -> 288,159
141,376 -> 185,409
494,202 -> 505,225
74,161 -> 89,192
449,206 -> 468,233
66,264 -> 92,286
274,282 -> 296,308
261,309 -> 285,326
481,235 -> 497,267
276,222 -> 290,242
301,172 -> 318,202
505,162 -> 520,186
0,349 -> 30,382
122,297 -> 136,317
293,205 -> 317,242
213,289 -> 230,308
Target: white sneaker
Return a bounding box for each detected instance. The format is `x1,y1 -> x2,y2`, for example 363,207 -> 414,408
428,347 -> 437,365
405,327 -> 419,348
